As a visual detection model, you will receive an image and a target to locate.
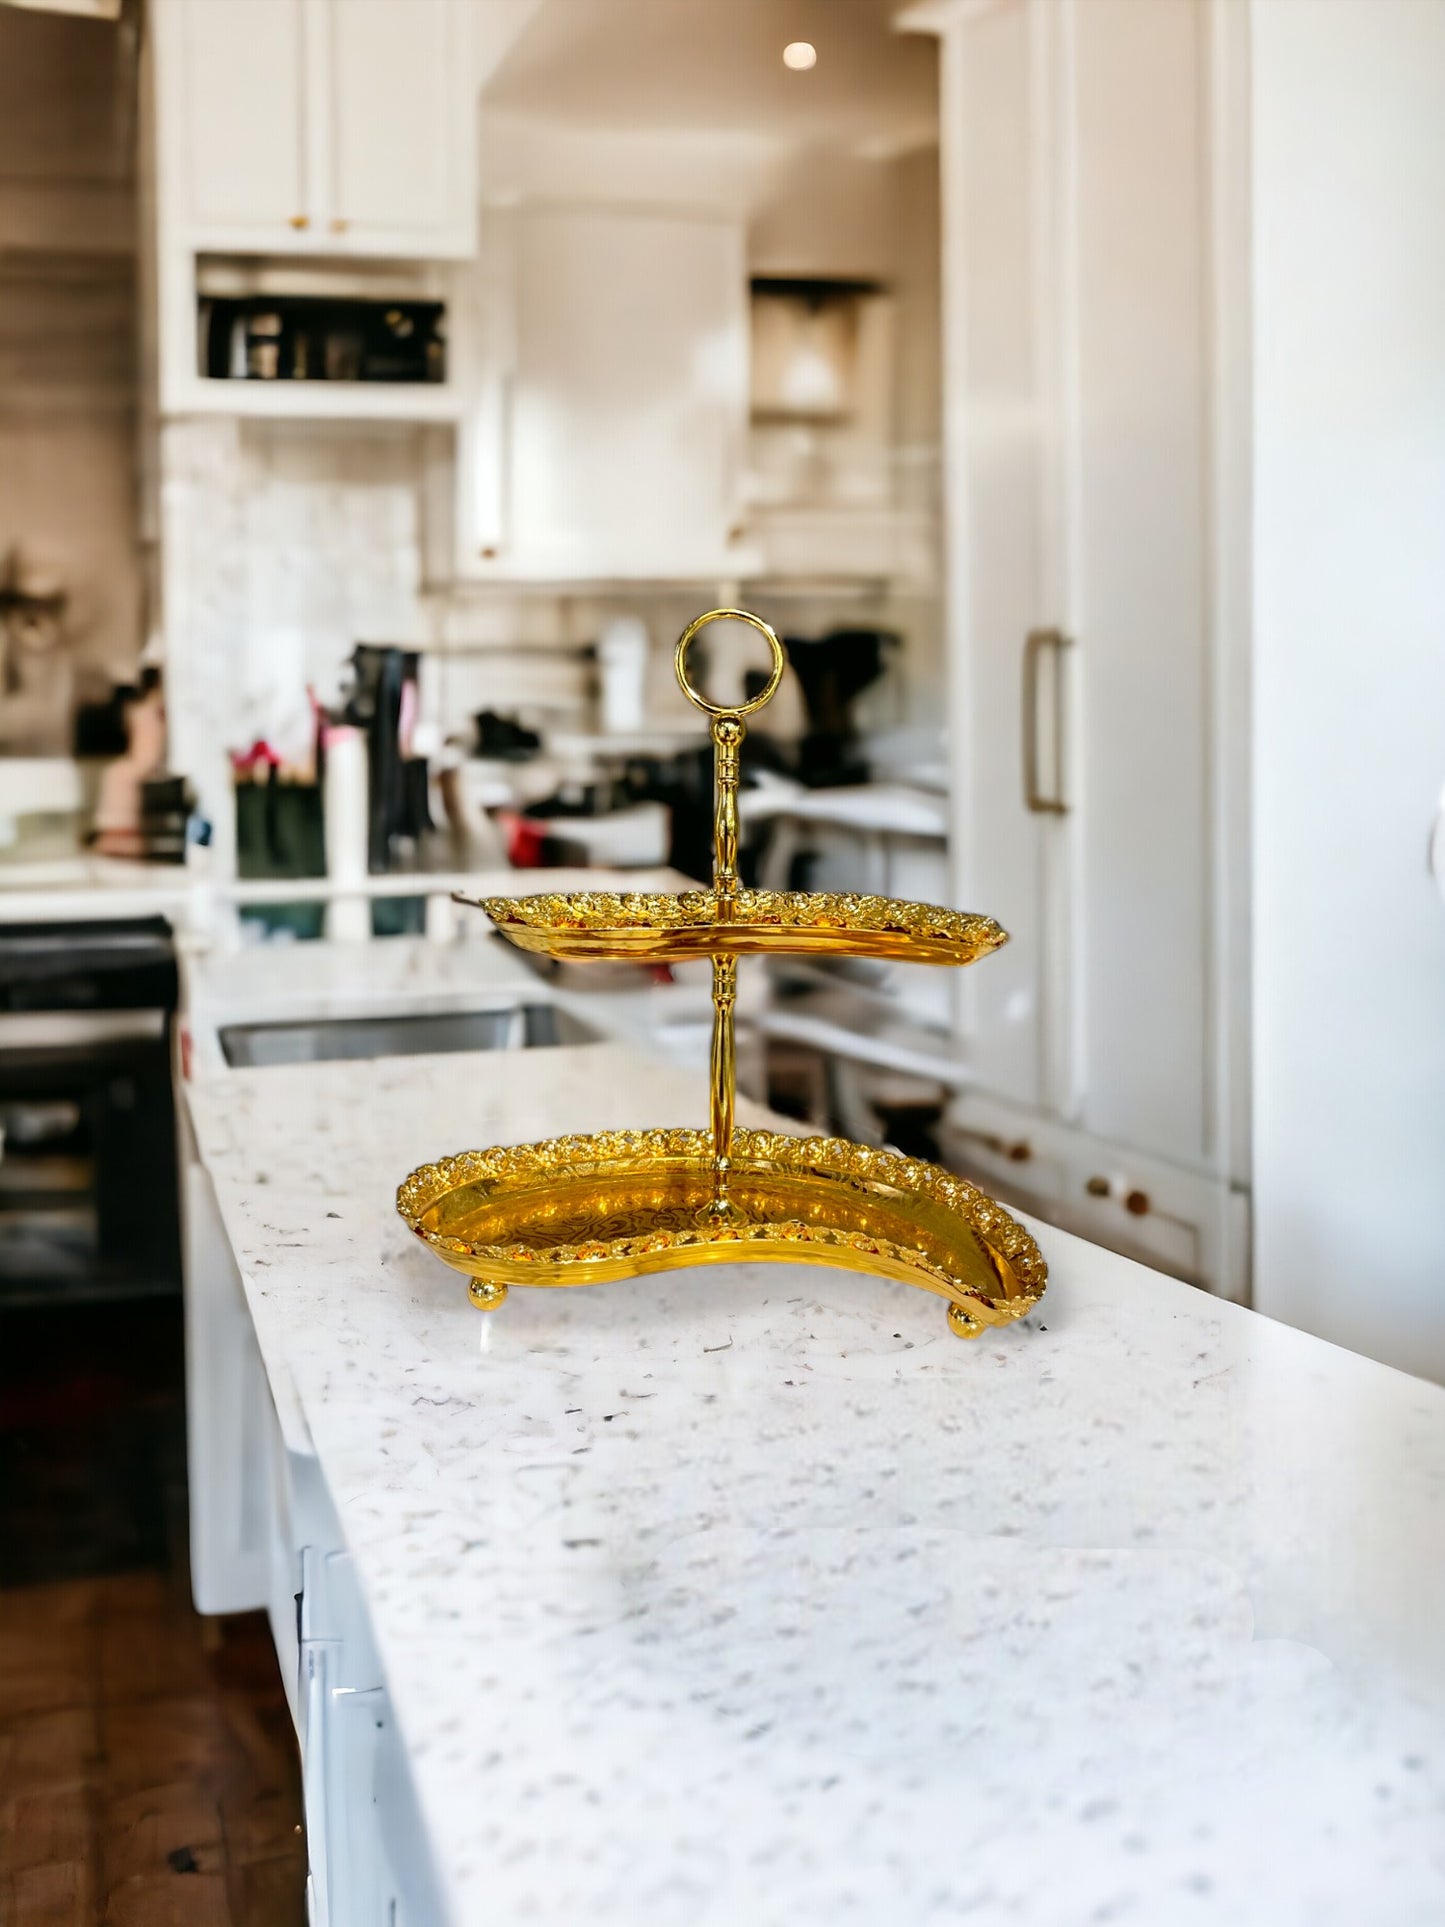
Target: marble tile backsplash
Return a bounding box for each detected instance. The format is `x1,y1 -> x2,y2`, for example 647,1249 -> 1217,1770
236,419 -> 427,710
159,418 -> 583,847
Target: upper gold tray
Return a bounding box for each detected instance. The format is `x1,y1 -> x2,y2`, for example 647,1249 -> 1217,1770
464,887 -> 1008,968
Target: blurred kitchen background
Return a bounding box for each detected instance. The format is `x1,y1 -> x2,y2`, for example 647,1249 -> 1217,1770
1,0 -> 1443,1382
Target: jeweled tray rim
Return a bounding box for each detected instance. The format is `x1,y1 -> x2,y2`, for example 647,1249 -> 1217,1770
462,888 -> 1009,967
396,1127 -> 1047,1332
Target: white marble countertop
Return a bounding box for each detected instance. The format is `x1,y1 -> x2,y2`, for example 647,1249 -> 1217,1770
183,1041 -> 1445,1926
0,852 -> 200,922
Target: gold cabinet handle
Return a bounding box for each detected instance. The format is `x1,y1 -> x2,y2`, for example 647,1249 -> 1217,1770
1023,627 -> 1072,814
330,217 -> 350,234
289,214 -> 309,230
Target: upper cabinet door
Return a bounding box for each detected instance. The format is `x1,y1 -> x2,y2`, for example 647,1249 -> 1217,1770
172,0 -> 309,237
154,0 -> 476,256
322,0 -> 476,256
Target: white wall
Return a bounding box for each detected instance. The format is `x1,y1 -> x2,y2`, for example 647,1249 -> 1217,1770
1251,0 -> 1445,1379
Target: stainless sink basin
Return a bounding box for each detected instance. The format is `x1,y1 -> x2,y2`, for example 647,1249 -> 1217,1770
219,1003 -> 597,1069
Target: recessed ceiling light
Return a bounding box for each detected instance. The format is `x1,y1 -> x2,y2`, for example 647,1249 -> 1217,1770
783,41 -> 817,72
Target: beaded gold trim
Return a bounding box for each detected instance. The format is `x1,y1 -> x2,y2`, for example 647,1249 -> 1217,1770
468,889 -> 1007,966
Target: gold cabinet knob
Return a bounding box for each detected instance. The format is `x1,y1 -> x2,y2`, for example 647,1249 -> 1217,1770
330,217 -> 350,234
289,214 -> 309,230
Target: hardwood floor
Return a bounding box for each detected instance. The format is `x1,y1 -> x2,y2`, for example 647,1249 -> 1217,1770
0,1571 -> 306,1926
0,1299 -> 306,1925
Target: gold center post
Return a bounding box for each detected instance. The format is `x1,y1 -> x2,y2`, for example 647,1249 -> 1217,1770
709,715 -> 742,1210
672,609 -> 786,1214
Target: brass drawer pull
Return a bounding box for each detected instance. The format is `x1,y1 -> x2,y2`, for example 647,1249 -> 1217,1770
956,1126 -> 1033,1164
1085,1175 -> 1155,1218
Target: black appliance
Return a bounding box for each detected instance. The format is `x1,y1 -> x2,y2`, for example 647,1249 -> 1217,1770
474,711 -> 541,761
782,628 -> 899,786
342,644 -> 432,874
138,775 -> 195,865
198,295 -> 446,384
0,920 -> 180,1305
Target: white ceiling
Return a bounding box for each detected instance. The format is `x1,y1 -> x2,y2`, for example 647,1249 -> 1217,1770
483,0 -> 937,151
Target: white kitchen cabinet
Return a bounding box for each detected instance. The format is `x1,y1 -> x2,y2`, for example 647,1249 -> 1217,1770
181,1103 -> 444,1918
453,204 -> 757,581
941,1091 -> 1250,1296
913,0 -> 1250,1296
181,1155 -> 271,1615
323,0 -> 474,255
172,0 -> 308,239
152,0 -> 476,257
147,0 -> 476,416
299,1547 -> 443,1926
180,1138 -> 326,1659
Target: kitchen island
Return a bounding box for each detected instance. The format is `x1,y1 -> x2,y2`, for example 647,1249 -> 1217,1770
181,1022 -> 1445,1925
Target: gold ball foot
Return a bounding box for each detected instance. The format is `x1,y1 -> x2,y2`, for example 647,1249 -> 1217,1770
947,1301 -> 983,1339
469,1279 -> 509,1312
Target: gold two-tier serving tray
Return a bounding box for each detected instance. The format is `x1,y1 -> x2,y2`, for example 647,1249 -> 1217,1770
398,609 -> 1046,1337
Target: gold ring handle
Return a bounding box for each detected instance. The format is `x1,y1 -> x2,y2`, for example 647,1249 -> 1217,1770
674,608 -> 785,718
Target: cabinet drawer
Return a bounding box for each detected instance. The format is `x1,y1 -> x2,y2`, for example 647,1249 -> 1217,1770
943,1094 -> 1249,1301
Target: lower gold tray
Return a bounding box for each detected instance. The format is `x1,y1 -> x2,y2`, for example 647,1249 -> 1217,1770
397,1129 -> 1046,1338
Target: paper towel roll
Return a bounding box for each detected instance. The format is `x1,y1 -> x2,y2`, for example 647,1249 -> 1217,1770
597,616 -> 650,734
324,724 -> 370,941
